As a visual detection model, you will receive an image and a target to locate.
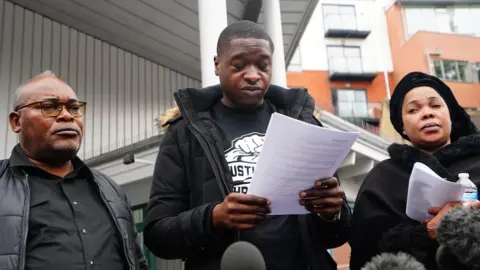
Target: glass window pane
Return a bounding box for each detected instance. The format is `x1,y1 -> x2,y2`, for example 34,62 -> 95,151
337,90 -> 353,101
354,103 -> 368,118
453,8 -> 473,35
405,8 -> 436,35
340,6 -> 355,15
341,15 -> 357,30
330,57 -> 346,72
324,15 -> 341,30
435,8 -> 452,33
323,5 -> 338,15
355,91 -> 367,101
348,58 -> 362,73
138,231 -> 144,252
133,209 -> 143,224
344,47 -> 360,57
337,90 -> 367,117
327,47 -> 343,57
433,59 -> 444,79
457,61 -> 470,82
471,7 -> 480,36
476,63 -> 480,82
443,60 -> 459,81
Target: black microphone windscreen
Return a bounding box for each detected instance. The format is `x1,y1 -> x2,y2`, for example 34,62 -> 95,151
220,241 -> 266,270
361,252 -> 426,270
436,206 -> 480,268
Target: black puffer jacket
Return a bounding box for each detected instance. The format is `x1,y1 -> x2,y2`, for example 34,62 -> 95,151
144,84 -> 351,270
0,154 -> 148,270
350,129 -> 480,269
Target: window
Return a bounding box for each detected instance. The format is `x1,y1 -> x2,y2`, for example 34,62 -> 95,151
323,4 -> 357,31
404,5 -> 480,37
348,200 -> 355,212
404,7 -> 437,35
476,63 -> 480,82
333,89 -> 368,118
132,204 -> 156,270
433,59 -> 477,83
327,46 -> 362,73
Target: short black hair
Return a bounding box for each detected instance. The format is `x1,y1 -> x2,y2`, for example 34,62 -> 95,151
216,20 -> 275,55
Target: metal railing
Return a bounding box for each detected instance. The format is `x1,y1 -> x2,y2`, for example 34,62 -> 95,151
328,56 -> 364,74
314,106 -> 391,152
332,101 -> 382,119
324,14 -> 362,31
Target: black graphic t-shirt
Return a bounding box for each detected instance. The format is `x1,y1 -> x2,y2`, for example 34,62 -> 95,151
211,100 -> 308,270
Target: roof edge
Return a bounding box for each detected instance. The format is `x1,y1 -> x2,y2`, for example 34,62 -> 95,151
285,0 -> 319,66
84,134 -> 162,167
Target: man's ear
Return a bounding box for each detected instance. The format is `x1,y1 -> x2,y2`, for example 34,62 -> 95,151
214,56 -> 220,76
9,112 -> 21,133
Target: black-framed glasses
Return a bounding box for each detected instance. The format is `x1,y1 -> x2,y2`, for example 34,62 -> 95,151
15,100 -> 87,117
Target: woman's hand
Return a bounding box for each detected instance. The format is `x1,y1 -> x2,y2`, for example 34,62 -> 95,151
426,202 -> 463,240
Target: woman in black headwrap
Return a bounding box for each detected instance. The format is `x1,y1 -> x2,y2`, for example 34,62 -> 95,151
349,71 -> 480,270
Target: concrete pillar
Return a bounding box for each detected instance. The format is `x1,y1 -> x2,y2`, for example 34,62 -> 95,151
198,0 -> 228,87
263,0 -> 287,87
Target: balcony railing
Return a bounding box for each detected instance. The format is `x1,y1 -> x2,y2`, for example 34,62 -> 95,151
316,101 -> 382,135
328,57 -> 377,81
324,14 -> 371,38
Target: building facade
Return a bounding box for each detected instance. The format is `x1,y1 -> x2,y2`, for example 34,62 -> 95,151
287,0 -> 395,136
386,0 -> 480,112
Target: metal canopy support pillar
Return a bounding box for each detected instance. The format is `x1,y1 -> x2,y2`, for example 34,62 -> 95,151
263,0 -> 287,87
198,0 -> 228,87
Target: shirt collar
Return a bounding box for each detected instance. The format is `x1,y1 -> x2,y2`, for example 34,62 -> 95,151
10,144 -> 87,173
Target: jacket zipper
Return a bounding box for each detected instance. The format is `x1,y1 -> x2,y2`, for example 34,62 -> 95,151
174,91 -> 229,197
20,173 -> 30,270
174,91 -> 237,242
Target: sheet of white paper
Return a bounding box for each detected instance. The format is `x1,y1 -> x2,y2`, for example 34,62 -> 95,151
406,162 -> 466,222
247,113 -> 359,215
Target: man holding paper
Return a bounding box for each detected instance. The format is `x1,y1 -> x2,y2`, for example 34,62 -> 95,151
143,21 -> 351,270
349,72 -> 480,270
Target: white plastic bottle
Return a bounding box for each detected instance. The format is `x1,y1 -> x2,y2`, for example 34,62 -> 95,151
457,173 -> 478,201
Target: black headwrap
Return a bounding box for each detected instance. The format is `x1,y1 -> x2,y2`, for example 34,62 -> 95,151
389,71 -> 478,142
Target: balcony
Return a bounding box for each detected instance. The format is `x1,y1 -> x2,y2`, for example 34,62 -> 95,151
328,57 -> 378,82
316,101 -> 382,135
323,14 -> 371,39
335,101 -> 381,134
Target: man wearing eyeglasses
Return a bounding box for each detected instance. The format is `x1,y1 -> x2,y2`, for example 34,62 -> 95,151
0,70 -> 148,270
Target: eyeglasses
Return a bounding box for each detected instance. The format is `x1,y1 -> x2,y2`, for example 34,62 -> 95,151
15,100 -> 87,117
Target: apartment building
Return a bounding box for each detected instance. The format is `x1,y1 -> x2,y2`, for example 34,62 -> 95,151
287,0 -> 395,135
386,0 -> 480,126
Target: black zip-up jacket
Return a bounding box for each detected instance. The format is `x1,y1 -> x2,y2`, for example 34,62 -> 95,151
144,85 -> 351,270
0,154 -> 148,270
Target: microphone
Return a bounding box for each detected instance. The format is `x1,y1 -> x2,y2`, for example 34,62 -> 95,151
361,252 -> 426,270
436,205 -> 480,270
220,241 -> 266,270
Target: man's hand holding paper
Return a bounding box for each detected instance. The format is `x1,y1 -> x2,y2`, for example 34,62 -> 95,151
247,113 -> 359,215
299,177 -> 344,219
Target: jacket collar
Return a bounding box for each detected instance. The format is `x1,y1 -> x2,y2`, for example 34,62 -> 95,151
388,133 -> 480,181
174,84 -> 312,118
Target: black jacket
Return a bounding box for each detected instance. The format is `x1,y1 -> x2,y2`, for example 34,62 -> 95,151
0,152 -> 148,270
349,133 -> 480,270
144,85 -> 351,270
